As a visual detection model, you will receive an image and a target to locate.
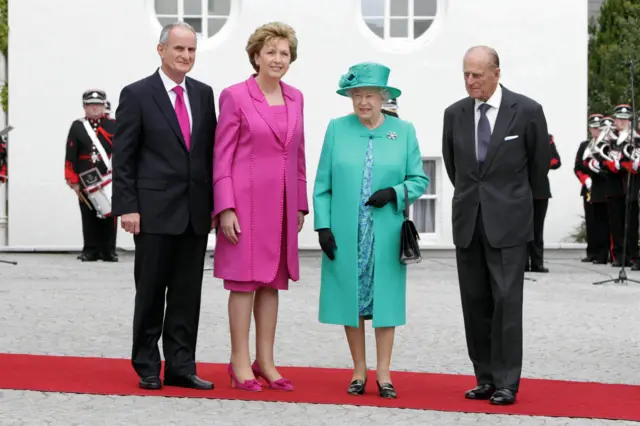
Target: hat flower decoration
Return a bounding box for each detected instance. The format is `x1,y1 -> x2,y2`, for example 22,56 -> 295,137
339,71 -> 360,89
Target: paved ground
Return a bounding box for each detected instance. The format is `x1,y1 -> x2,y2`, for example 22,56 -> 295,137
0,249 -> 638,425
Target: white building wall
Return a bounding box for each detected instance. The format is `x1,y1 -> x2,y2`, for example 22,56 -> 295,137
6,0 -> 587,250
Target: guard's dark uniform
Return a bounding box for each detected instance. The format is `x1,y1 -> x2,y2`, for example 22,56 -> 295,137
599,105 -> 640,267
64,90 -> 117,261
526,134 -> 561,272
575,114 -> 610,264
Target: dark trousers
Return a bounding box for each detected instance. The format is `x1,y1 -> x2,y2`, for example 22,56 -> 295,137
79,200 -> 117,256
131,222 -> 209,379
584,200 -> 610,263
455,208 -> 526,392
607,196 -> 639,263
526,198 -> 548,268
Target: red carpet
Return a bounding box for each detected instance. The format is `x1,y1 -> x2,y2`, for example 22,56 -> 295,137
0,353 -> 638,421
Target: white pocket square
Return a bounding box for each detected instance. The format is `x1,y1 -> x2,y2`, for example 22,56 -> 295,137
504,135 -> 519,141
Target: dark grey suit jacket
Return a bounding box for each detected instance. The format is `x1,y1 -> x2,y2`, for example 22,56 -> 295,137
112,69 -> 217,236
442,85 -> 551,249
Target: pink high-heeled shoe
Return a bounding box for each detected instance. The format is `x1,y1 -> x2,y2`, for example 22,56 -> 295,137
251,360 -> 294,391
227,363 -> 262,392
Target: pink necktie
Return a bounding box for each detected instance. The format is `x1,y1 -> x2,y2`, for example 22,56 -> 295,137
173,86 -> 191,151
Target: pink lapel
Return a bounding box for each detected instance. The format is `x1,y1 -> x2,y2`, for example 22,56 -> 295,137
281,82 -> 299,148
246,75 -> 298,147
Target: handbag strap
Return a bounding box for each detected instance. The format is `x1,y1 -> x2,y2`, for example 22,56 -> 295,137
403,184 -> 409,219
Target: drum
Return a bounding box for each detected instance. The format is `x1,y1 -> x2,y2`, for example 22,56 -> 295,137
79,168 -> 112,219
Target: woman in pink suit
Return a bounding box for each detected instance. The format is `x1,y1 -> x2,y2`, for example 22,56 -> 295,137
212,22 -> 308,392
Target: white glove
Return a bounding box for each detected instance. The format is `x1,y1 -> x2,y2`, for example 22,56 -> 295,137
588,159 -> 601,173
585,177 -> 592,190
633,158 -> 640,171
615,159 -> 621,170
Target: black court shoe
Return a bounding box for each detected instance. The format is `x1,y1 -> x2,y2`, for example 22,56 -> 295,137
347,379 -> 367,395
376,381 -> 397,399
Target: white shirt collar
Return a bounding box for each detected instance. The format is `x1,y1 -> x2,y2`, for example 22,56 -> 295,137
474,84 -> 502,111
158,67 -> 187,93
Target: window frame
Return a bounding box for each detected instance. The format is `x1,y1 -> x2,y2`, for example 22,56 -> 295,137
408,157 -> 439,238
358,0 -> 444,53
151,0 -> 237,45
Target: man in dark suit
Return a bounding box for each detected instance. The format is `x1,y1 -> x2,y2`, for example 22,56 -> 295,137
112,22 -> 217,391
442,45 -> 551,405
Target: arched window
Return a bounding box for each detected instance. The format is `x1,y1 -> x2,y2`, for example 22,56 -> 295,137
361,0 -> 438,41
154,0 -> 232,40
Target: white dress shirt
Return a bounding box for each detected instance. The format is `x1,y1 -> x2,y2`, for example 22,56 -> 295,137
158,67 -> 193,132
473,84 -> 502,159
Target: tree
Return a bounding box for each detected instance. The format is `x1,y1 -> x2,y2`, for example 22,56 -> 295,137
0,0 -> 7,113
588,0 -> 640,117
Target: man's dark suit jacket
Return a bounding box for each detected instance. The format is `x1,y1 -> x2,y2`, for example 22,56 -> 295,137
112,69 -> 217,235
442,85 -> 551,249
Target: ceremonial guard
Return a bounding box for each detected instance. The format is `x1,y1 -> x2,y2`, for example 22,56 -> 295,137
381,98 -> 398,117
526,133 -> 561,272
588,105 -> 640,268
575,114 -> 610,264
64,89 -> 118,262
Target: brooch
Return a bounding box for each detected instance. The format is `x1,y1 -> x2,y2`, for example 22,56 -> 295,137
387,131 -> 397,140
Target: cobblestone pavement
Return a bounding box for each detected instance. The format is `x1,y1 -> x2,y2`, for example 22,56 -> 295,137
0,249 -> 638,425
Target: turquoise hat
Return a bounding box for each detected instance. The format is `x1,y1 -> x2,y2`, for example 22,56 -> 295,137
336,62 -> 402,99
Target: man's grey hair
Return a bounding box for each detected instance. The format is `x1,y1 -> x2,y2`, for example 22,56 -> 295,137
465,45 -> 500,69
159,22 -> 197,45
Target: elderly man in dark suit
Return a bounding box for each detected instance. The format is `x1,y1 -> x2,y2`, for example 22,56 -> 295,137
442,45 -> 551,405
112,22 -> 217,391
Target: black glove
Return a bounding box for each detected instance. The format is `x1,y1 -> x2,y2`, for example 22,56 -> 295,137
317,228 -> 337,260
364,188 -> 397,208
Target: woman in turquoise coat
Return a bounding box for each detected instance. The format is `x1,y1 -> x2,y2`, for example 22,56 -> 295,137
313,62 -> 429,399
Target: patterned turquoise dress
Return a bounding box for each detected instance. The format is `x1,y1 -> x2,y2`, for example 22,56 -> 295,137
358,136 -> 375,320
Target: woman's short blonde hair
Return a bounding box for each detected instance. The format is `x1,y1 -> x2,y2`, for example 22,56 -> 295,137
246,22 -> 298,72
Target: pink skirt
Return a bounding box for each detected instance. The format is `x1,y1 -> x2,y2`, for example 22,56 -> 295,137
223,210 -> 289,293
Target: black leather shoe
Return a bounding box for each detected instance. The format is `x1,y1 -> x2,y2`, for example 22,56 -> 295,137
347,379 -> 367,395
581,256 -> 594,262
78,253 -> 99,262
489,388 -> 517,405
164,374 -> 214,390
376,381 -> 397,399
530,266 -> 549,273
465,384 -> 495,400
102,253 -> 119,262
139,376 -> 162,390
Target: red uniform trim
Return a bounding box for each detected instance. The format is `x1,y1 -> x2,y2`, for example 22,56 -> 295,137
621,160 -> 638,174
604,160 -> 619,173
575,170 -> 589,184
64,160 -> 79,184
96,126 -> 113,147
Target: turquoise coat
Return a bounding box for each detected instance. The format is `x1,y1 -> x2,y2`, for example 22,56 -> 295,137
313,114 -> 430,328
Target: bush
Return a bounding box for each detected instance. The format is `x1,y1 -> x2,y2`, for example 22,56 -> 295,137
568,215 -> 587,243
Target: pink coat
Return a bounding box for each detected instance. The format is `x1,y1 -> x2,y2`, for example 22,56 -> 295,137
212,75 -> 309,282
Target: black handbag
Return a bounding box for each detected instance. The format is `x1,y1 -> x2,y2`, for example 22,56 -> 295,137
400,184 -> 422,264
